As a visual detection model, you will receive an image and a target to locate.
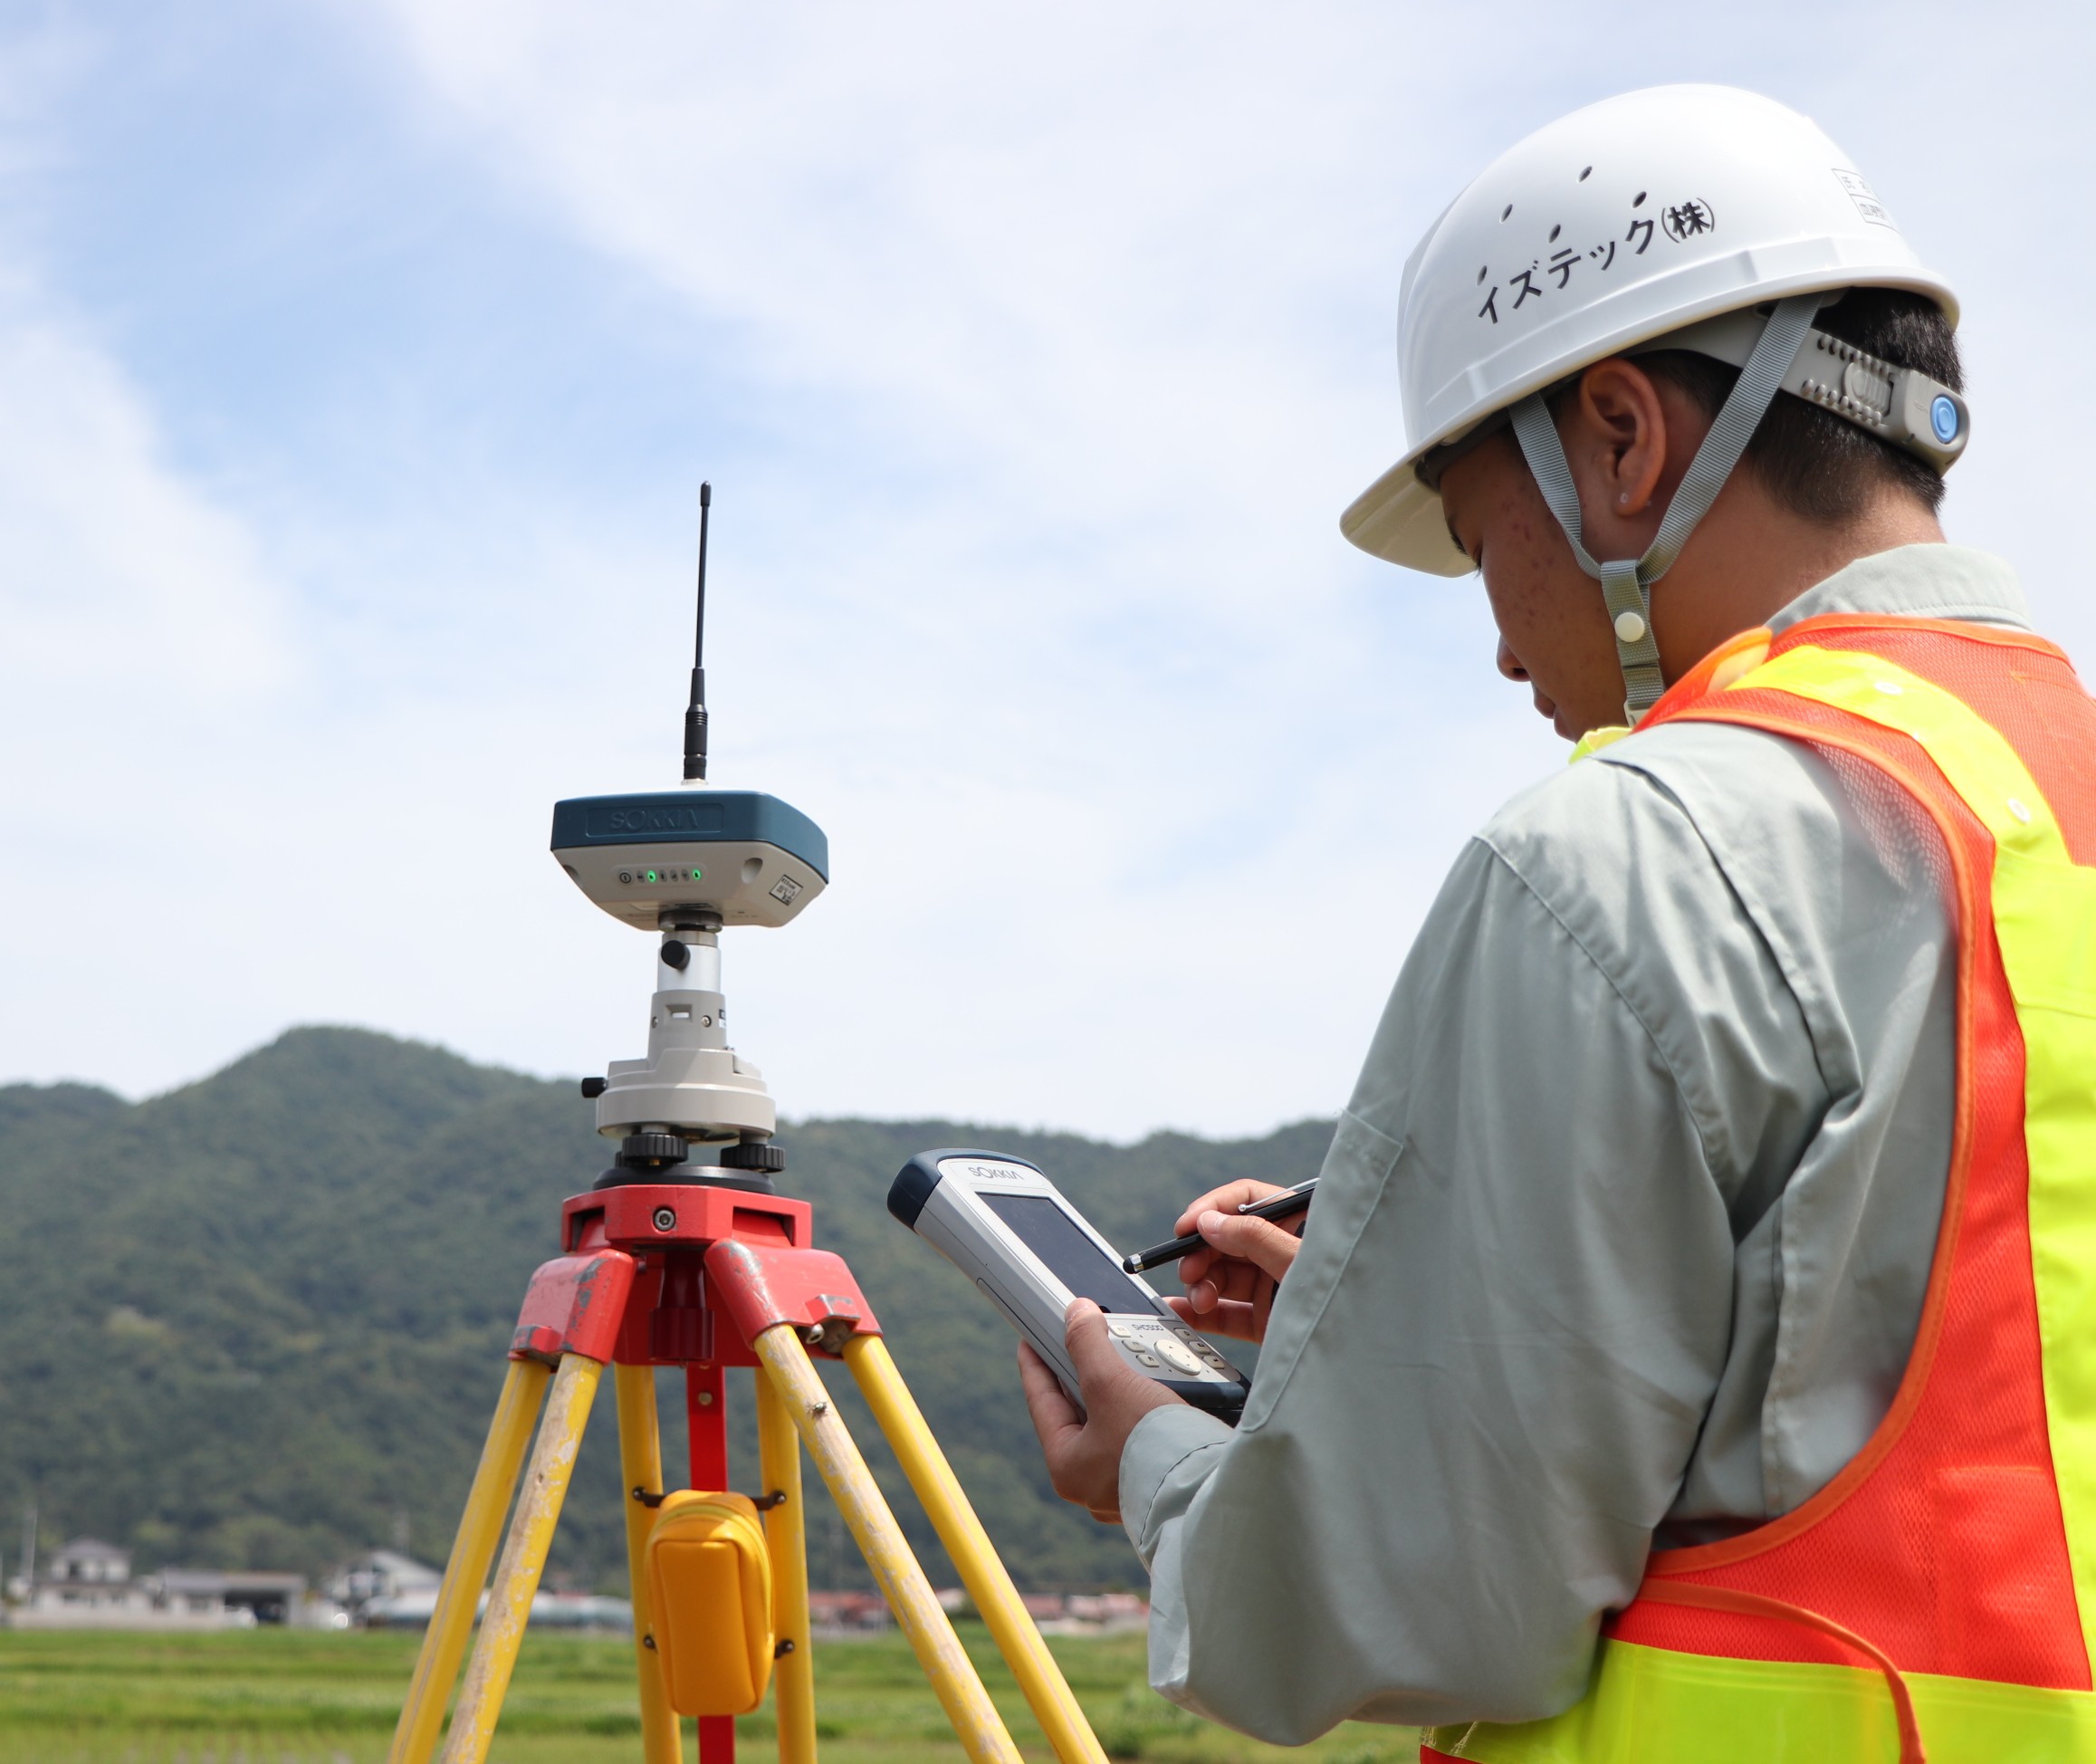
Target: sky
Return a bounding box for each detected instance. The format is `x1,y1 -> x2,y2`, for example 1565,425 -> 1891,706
0,0 -> 2088,1142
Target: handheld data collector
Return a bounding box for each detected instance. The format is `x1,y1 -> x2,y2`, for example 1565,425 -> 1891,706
888,1149 -> 1250,1423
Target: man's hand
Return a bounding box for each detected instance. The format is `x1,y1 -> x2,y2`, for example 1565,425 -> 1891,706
1019,1299 -> 1183,1524
1168,1180 -> 1306,1343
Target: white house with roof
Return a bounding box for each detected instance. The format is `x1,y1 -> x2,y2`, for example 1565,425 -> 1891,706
22,1539 -> 150,1619
325,1548 -> 442,1617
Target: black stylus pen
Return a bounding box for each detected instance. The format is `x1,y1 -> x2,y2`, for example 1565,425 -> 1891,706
1120,1178 -> 1319,1274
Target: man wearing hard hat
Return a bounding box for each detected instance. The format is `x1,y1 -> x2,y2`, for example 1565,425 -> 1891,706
1020,87 -> 2096,1761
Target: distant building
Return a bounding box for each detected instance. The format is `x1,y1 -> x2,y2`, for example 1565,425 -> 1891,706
156,1569 -> 308,1626
23,1539 -> 150,1620
359,1585 -> 632,1631
321,1548 -> 627,1631
11,1538 -> 306,1629
327,1548 -> 442,1620
1011,1589 -> 1150,1635
1062,1591 -> 1148,1632
45,1538 -> 133,1587
807,1590 -> 892,1633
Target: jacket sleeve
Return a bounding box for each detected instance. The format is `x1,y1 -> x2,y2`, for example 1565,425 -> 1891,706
1118,805 -> 1767,1741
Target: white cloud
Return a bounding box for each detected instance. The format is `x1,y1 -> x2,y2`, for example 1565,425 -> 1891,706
0,283 -> 317,1079
0,311 -> 291,704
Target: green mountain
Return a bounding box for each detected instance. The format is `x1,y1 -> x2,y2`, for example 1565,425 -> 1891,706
0,1028 -> 1330,1595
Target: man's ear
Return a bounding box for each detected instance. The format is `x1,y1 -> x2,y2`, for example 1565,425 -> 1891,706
1568,360 -> 1670,519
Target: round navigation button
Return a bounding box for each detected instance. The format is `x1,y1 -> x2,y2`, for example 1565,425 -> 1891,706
1152,1335 -> 1206,1376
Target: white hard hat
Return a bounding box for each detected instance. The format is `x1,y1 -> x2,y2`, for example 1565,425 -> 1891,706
1342,85 -> 1960,578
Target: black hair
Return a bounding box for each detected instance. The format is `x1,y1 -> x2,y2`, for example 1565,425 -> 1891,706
1637,288 -> 1962,522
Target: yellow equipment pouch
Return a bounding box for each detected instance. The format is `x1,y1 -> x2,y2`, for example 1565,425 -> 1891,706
644,1490 -> 776,1716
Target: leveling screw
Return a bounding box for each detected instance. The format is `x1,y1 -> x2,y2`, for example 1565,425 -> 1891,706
652,1207 -> 677,1232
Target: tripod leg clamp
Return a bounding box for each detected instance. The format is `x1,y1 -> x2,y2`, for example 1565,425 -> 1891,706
509,1248 -> 637,1365
703,1241 -> 881,1352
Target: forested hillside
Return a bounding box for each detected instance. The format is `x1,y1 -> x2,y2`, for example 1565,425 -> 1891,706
0,1028 -> 1330,1594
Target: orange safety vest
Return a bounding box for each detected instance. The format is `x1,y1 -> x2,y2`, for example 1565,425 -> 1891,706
1426,612 -> 2096,1763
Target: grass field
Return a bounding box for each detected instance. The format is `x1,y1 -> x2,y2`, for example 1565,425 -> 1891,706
0,1626 -> 1421,1763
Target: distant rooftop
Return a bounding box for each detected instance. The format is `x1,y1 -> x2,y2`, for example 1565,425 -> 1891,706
52,1538 -> 129,1559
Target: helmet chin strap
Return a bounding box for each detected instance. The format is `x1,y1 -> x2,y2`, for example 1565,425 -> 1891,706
1507,293 -> 1820,726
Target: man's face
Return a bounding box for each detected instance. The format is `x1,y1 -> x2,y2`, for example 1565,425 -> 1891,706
1438,433 -> 1626,741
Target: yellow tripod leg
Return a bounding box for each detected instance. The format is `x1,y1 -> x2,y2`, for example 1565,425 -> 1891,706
756,1367 -> 819,1764
440,1353 -> 606,1764
845,1337 -> 1107,1764
615,1363 -> 684,1764
388,1357 -> 550,1764
751,1326 -> 1023,1764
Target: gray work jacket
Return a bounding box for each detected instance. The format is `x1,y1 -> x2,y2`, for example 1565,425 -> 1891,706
1118,544 -> 2034,1740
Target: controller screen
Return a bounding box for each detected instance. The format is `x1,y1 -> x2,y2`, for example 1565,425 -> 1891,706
980,1194 -> 1153,1313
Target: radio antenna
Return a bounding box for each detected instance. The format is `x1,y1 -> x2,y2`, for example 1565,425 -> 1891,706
682,481 -> 711,782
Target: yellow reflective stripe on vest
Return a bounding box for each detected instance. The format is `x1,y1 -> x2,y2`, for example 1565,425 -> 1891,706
1425,1640 -> 2096,1762
1737,646 -> 2066,855
1734,645 -> 2096,1666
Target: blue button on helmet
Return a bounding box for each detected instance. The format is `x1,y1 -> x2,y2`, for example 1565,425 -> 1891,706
1930,394 -> 1961,445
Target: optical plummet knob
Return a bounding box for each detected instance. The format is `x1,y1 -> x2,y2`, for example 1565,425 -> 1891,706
620,1131 -> 689,1165
721,1141 -> 788,1174
579,1077 -> 608,1099
1613,609 -> 1649,645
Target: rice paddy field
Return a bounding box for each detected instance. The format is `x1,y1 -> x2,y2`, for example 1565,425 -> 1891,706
0,1626 -> 1421,1763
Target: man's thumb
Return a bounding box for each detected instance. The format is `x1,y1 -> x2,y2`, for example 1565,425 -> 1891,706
1064,1299 -> 1121,1376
